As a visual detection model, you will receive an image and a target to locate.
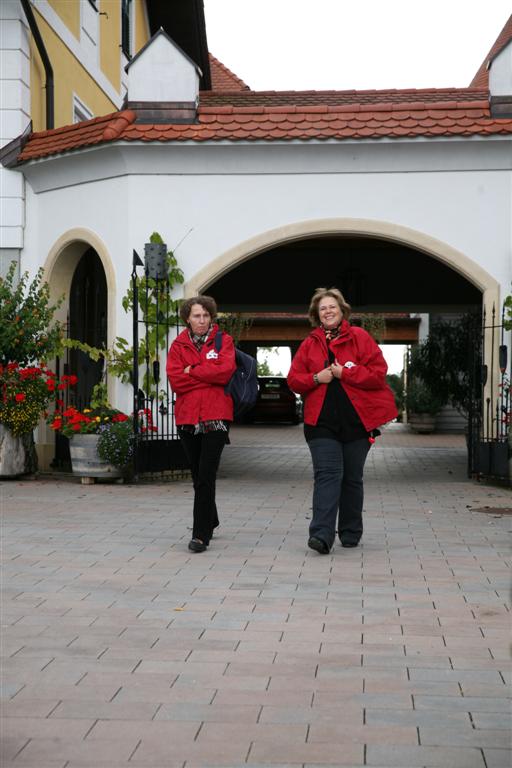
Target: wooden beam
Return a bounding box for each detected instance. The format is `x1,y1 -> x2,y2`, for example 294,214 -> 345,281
238,316 -> 419,343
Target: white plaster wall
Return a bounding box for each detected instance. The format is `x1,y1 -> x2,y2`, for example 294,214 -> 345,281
0,1 -> 30,252
490,41 -> 512,97
17,135 -> 511,430
20,137 -> 512,315
128,33 -> 199,103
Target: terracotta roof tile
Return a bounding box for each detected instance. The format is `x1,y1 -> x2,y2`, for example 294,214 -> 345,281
15,88 -> 512,163
470,14 -> 512,88
208,53 -> 251,91
199,87 -> 489,107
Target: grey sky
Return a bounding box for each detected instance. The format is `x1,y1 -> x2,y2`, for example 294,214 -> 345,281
203,1 -> 510,91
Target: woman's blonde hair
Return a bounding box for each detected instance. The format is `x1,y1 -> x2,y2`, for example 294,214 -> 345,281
308,287 -> 351,327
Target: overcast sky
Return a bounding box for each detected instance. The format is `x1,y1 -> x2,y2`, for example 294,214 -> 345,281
203,1 -> 510,92
202,2 -> 510,375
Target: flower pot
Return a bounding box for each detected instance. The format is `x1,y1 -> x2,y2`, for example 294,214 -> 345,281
69,434 -> 122,482
0,424 -> 27,477
409,413 -> 437,434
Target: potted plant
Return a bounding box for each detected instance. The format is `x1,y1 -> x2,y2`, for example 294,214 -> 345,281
405,377 -> 445,433
47,383 -> 132,482
0,362 -> 74,476
0,261 -> 66,475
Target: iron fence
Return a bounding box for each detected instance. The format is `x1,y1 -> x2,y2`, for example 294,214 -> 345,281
131,246 -> 189,477
468,303 -> 511,482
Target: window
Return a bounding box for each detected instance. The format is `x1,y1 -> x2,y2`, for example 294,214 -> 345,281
121,0 -> 132,59
73,95 -> 93,123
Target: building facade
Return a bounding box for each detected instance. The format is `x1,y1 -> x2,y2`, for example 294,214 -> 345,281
1,4 -> 511,466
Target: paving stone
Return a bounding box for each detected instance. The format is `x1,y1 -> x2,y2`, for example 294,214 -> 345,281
366,744 -> 486,766
1,426 -> 510,767
414,695 -> 511,713
481,748 -> 512,768
365,708 -> 471,728
420,727 -> 511,748
472,712 -> 512,730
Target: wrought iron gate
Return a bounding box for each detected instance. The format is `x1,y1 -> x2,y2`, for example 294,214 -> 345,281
131,244 -> 189,477
467,303 -> 511,482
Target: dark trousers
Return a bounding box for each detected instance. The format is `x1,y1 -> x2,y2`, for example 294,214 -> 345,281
307,437 -> 370,548
179,430 -> 226,544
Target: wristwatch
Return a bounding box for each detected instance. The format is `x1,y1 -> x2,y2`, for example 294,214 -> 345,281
313,373 -> 320,385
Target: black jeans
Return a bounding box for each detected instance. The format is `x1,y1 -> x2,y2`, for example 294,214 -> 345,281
307,437 -> 370,548
179,430 -> 226,544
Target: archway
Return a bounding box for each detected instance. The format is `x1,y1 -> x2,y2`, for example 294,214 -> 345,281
37,230 -> 116,469
68,248 -> 107,407
184,218 -> 500,434
184,218 -> 499,312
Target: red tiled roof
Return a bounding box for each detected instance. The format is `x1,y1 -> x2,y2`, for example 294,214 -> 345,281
470,14 -> 512,88
16,90 -> 512,163
201,87 -> 489,107
208,53 -> 250,91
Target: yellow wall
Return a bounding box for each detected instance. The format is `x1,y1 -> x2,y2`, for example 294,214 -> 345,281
31,9 -> 118,131
99,0 -> 122,92
134,0 -> 151,53
29,2 -> 151,131
47,0 -> 80,40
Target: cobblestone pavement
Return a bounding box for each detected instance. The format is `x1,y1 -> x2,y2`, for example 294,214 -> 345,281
1,424 -> 511,768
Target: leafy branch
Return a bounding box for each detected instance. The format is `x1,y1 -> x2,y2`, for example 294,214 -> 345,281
61,233 -> 184,398
0,261 -> 64,366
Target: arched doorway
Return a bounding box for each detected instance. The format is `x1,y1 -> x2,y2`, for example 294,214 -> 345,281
184,218 -> 499,312
183,219 -> 502,443
68,248 -> 108,406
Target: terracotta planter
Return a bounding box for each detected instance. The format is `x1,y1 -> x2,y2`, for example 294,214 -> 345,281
0,424 -> 27,477
69,434 -> 122,482
409,413 -> 437,434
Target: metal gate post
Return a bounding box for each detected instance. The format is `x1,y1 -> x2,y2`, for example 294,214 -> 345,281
131,249 -> 143,481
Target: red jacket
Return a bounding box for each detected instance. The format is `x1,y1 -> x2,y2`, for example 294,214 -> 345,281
287,321 -> 398,432
166,325 -> 237,425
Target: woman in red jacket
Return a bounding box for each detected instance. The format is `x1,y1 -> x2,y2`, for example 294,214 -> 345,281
167,295 -> 236,553
288,287 -> 397,554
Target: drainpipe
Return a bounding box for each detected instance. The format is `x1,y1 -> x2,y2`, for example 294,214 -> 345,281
20,0 -> 54,129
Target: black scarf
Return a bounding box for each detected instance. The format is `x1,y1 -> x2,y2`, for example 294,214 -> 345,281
322,324 -> 341,343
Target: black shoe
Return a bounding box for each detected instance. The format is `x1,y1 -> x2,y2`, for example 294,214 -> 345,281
341,540 -> 359,548
308,536 -> 330,554
188,538 -> 207,553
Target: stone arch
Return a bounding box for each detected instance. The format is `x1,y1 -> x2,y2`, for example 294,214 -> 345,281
184,218 -> 500,310
37,229 -> 118,468
44,227 -> 117,346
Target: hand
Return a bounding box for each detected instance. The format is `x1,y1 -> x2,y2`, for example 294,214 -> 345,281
330,361 -> 343,379
316,367 -> 334,384
184,365 -> 191,374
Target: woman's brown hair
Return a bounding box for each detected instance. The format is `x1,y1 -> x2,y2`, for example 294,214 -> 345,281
308,287 -> 351,327
180,295 -> 218,325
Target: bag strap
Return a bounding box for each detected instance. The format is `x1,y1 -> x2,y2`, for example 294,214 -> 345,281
214,330 -> 223,352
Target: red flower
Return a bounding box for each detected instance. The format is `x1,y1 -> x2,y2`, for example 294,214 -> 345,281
50,418 -> 62,430
57,383 -> 66,390
46,380 -> 56,392
14,392 -> 26,402
112,413 -> 129,422
71,423 -> 83,432
68,374 -> 78,385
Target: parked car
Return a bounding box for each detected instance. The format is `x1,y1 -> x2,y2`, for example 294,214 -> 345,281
245,376 -> 302,424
